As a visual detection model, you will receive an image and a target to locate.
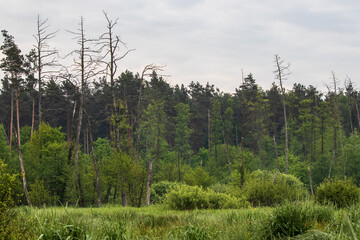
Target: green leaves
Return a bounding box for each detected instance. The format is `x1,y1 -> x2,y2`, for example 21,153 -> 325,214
165,184 -> 249,210
316,178 -> 360,208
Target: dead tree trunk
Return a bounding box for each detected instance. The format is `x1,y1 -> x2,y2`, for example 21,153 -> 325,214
220,114 -> 233,181
274,55 -> 290,174
15,86 -> 32,207
272,135 -> 280,182
34,15 -> 58,126
84,109 -> 101,207
9,86 -> 13,151
145,157 -> 153,206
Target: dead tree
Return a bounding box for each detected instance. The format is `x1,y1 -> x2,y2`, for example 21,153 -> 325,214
327,72 -> 344,180
83,109 -> 101,207
274,55 -> 290,174
64,16 -> 102,204
98,12 -> 135,207
33,15 -> 59,126
98,12 -> 134,152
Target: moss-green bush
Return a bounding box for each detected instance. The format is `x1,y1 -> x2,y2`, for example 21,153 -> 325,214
151,181 -> 179,204
316,178 -> 360,208
165,185 -> 249,210
29,178 -> 52,207
242,170 -> 306,206
0,160 -> 29,239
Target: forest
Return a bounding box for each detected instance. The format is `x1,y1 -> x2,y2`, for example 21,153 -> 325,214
2,15 -> 360,239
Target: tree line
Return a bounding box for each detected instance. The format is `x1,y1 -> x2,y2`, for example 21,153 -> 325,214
1,14 -> 360,207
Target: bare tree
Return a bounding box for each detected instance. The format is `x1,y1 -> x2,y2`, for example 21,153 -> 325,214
83,108 -> 101,207
97,12 -> 135,207
274,55 -> 290,174
98,12 -> 134,152
64,16 -> 103,203
327,71 -> 344,180
272,135 -> 280,182
33,15 -> 59,125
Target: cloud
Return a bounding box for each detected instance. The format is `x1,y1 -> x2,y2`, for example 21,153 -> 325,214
1,0 -> 360,93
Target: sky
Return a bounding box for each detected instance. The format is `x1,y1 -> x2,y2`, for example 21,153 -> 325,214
1,0 -> 360,93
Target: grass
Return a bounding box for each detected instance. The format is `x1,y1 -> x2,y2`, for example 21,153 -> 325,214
7,202 -> 360,239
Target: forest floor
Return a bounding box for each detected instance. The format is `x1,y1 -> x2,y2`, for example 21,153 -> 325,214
12,203 -> 360,239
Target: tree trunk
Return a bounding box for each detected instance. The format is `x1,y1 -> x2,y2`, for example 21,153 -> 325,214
145,157 -> 153,206
121,189 -> 127,207
9,86 -> 13,151
275,55 -> 289,174
73,103 -> 83,198
328,150 -> 336,180
355,98 -> 360,131
138,181 -> 144,207
85,111 -> 101,207
38,63 -> 42,126
177,152 -> 181,182
258,133 -> 263,170
136,127 -> 141,165
31,88 -> 35,138
308,164 -> 314,195
221,128 -> 233,181
104,185 -> 111,203
15,87 -> 32,207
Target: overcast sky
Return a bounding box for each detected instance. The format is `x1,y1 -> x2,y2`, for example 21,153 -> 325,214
1,0 -> 360,93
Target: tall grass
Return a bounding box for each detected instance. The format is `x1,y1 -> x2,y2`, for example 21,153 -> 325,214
10,201 -> 360,239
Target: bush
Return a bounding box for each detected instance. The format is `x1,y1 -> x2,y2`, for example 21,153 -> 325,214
316,178 -> 360,208
150,181 -> 179,204
29,178 -> 52,207
0,160 -> 28,239
164,184 -> 249,210
242,170 -> 306,206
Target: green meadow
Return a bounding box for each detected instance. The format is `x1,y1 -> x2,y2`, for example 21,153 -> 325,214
5,202 -> 360,239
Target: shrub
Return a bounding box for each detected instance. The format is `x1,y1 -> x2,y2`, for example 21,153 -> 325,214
0,160 -> 28,239
150,181 -> 179,204
242,170 -> 306,206
29,178 -> 52,207
316,178 -> 360,208
164,184 -> 249,210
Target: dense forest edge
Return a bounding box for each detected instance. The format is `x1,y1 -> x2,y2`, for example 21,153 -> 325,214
2,14 -> 360,239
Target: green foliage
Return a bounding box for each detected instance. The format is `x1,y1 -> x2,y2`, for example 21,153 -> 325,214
165,184 -> 249,210
0,124 -> 10,163
316,178 -> 360,208
23,123 -> 68,202
183,166 -> 215,188
343,133 -> 360,185
174,103 -> 193,164
101,151 -> 147,206
0,160 -> 18,209
242,170 -> 307,206
0,159 -> 28,239
151,181 -> 179,204
29,178 -> 52,207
